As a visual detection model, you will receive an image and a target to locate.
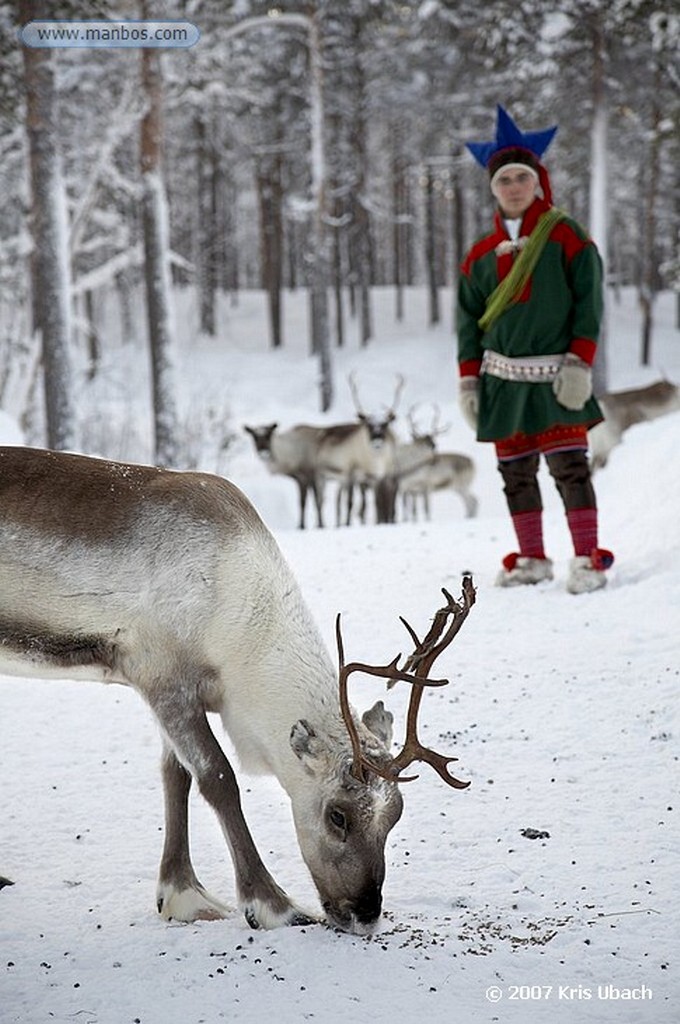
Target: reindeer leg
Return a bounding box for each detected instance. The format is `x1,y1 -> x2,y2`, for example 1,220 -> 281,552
150,691 -> 315,930
345,478 -> 354,526
335,481 -> 343,527
313,474 -> 325,528
462,490 -> 478,518
297,478 -> 307,529
156,741 -> 230,922
359,482 -> 368,524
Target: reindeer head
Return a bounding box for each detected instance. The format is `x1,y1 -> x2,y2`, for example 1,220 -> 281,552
289,706 -> 404,934
289,579 -> 475,934
407,403 -> 451,451
243,423 -> 278,460
349,371 -> 404,450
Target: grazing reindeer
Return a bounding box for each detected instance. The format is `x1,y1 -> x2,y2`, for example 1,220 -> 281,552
401,454 -> 479,520
393,406 -> 449,493
589,380 -> 680,471
244,423 -> 326,529
0,446 -> 473,933
392,407 -> 478,521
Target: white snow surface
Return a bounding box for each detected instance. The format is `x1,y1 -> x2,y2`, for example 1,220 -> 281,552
2,287 -> 679,1023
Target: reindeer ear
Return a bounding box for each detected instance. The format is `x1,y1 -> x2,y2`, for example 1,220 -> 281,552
290,720 -> 328,772
362,701 -> 394,748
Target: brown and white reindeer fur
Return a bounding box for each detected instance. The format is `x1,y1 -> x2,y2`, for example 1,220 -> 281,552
243,423 -> 327,529
400,453 -> 479,521
589,380 -> 680,471
393,409 -> 478,522
339,373 -> 403,525
0,446 -> 405,934
329,415 -> 399,526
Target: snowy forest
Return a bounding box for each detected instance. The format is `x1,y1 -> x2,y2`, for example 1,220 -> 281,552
0,0 -> 679,463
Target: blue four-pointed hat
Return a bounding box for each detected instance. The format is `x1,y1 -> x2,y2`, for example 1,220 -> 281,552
466,105 -> 558,168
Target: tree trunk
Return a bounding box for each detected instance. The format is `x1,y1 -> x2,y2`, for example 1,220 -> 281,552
451,173 -> 464,328
140,23 -> 179,466
285,217 -> 299,292
308,13 -> 333,411
217,165 -> 239,299
640,68 -> 662,367
348,32 -> 372,347
20,0 -> 76,451
84,289 -> 100,380
256,155 -> 284,348
392,135 -> 406,321
115,268 -> 137,346
196,117 -> 217,337
424,165 -> 440,326
356,219 -> 372,347
588,13 -> 609,394
331,203 -> 345,347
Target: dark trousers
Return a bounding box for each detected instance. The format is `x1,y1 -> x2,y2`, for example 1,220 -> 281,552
498,450 -> 596,516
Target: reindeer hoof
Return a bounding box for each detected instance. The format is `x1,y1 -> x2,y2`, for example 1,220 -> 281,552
290,909 -> 317,927
245,908 -> 261,930
242,898 -> 319,930
156,882 -> 230,923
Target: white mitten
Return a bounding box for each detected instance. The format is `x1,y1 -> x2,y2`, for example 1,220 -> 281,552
552,354 -> 592,411
458,377 -> 480,431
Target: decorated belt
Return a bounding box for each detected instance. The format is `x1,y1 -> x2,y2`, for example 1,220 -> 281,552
481,350 -> 563,383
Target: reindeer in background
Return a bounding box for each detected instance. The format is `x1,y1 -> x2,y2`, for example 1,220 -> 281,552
0,445 -> 474,933
244,374 -> 403,529
400,454 -> 479,520
393,406 -> 479,522
589,380 -> 680,471
244,423 -> 327,529
338,372 -> 403,525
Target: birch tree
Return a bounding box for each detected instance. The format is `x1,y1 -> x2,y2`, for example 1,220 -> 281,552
20,0 -> 76,450
639,10 -> 680,363
139,3 -> 179,467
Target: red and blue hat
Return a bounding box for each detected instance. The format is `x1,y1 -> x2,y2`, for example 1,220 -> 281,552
466,106 -> 558,204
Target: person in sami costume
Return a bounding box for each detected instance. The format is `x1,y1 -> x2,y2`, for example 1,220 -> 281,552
457,105 -> 614,594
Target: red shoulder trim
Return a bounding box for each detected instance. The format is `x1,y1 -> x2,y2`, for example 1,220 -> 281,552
550,221 -> 590,264
461,231 -> 504,277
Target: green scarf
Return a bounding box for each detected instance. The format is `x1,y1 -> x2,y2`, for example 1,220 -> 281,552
478,207 -> 567,333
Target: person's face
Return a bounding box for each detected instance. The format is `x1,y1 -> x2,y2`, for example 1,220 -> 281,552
492,168 -> 537,218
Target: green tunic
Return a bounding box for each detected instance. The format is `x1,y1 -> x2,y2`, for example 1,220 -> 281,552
457,197 -> 603,443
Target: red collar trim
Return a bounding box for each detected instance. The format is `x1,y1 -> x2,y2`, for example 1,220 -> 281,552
494,196 -> 552,237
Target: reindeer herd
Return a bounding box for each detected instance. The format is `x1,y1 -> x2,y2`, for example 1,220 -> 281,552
245,375 -> 479,529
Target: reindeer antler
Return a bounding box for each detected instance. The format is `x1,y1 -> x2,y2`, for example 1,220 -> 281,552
348,371 -> 405,421
385,373 -> 405,418
427,403 -> 452,439
407,402 -> 451,443
336,576 -> 475,790
347,370 -> 365,416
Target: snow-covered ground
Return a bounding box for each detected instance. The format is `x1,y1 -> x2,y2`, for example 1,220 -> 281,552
2,286 -> 679,1023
